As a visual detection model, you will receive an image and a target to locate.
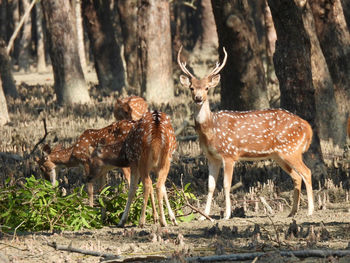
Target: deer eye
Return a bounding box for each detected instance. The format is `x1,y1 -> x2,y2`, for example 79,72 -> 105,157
189,87 -> 194,91
205,87 -> 209,91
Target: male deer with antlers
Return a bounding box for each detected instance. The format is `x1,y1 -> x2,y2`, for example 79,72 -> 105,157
177,46 -> 314,219
90,111 -> 178,227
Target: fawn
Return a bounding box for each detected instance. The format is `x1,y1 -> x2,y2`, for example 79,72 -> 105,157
177,46 -> 314,219
36,120 -> 135,206
90,111 -> 178,227
114,96 -> 148,121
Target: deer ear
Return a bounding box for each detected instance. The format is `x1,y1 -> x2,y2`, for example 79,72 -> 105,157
179,75 -> 191,88
209,74 -> 220,88
42,144 -> 51,155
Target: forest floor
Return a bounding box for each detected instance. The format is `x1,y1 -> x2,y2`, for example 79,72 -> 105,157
0,70 -> 350,263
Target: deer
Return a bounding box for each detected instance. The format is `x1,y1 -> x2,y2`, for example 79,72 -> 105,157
114,96 -> 148,121
90,111 -> 178,227
36,120 -> 136,206
177,46 -> 314,220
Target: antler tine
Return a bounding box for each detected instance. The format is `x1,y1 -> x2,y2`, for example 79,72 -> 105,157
177,45 -> 195,78
207,47 -> 228,77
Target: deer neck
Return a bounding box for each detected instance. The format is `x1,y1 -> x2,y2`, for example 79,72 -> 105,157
194,100 -> 213,133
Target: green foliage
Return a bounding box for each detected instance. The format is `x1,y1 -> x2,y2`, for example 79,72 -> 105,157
0,176 -> 197,232
0,176 -> 102,232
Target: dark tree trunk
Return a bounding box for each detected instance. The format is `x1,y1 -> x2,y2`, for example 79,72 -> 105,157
301,1 -> 344,158
41,0 -> 90,105
211,0 -> 270,111
138,0 -> 174,103
309,0 -> 350,151
82,0 -> 125,93
268,0 -> 327,181
0,0 -> 7,39
0,38 -> 17,98
117,0 -> 140,94
35,3 -> 46,72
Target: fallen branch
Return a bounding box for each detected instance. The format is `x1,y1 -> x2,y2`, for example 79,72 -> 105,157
47,242 -> 119,259
176,135 -> 198,142
0,152 -> 23,161
186,249 -> 350,262
101,254 -> 167,262
230,181 -> 243,192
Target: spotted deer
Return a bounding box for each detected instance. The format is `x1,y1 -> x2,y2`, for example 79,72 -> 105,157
35,120 -> 135,206
92,111 -> 178,227
177,46 -> 314,219
114,96 -> 148,121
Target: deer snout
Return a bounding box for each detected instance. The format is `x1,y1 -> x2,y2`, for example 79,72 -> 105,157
194,95 -> 204,104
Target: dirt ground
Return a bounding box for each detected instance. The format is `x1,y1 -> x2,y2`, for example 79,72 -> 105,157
1,71 -> 350,263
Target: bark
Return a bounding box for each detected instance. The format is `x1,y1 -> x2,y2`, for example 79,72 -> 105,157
117,0 -> 140,94
138,0 -> 174,104
35,3 -> 46,72
0,39 -> 10,125
189,0 -> 218,78
268,0 -> 327,181
302,1 -> 344,158
17,0 -> 32,72
211,0 -> 270,111
309,0 -> 350,151
82,0 -> 125,93
0,38 -> 17,98
41,0 -> 90,105
0,0 -> 6,38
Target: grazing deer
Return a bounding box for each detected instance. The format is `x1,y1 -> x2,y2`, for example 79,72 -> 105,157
92,111 -> 178,227
177,46 -> 314,219
114,96 -> 148,121
36,120 -> 135,206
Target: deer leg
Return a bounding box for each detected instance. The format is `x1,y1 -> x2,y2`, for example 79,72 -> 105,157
282,156 -> 314,216
156,160 -> 177,226
49,169 -> 57,187
223,159 -> 235,220
200,157 -> 221,220
139,173 -> 153,227
121,167 -> 131,187
118,167 -> 140,227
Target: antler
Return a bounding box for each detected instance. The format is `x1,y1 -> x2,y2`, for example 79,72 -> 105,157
206,47 -> 227,78
177,46 -> 195,78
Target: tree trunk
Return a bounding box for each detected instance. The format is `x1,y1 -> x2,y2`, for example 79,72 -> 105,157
82,0 -> 125,93
117,0 -> 140,94
211,0 -> 270,111
0,79 -> 9,126
74,0 -> 87,74
35,3 -> 46,72
0,0 -> 7,39
0,38 -> 17,98
268,0 -> 327,181
309,0 -> 350,151
138,0 -> 174,104
189,0 -> 218,78
300,1 -> 344,159
18,0 -> 32,72
41,0 -> 90,105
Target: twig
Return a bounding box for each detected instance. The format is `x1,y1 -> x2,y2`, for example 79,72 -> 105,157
12,221 -> 25,241
47,242 -> 119,259
7,0 -> 37,55
266,214 -> 281,246
186,249 -> 350,262
176,135 -> 198,142
230,181 -> 243,192
29,118 -> 49,156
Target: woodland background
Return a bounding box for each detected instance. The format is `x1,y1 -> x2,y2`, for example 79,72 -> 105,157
0,0 -> 349,187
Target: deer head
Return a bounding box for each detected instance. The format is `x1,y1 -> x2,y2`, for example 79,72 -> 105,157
177,46 -> 227,105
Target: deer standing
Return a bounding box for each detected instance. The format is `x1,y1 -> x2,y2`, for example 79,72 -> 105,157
92,111 -> 178,227
36,120 -> 136,206
177,46 -> 314,219
114,96 -> 148,121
